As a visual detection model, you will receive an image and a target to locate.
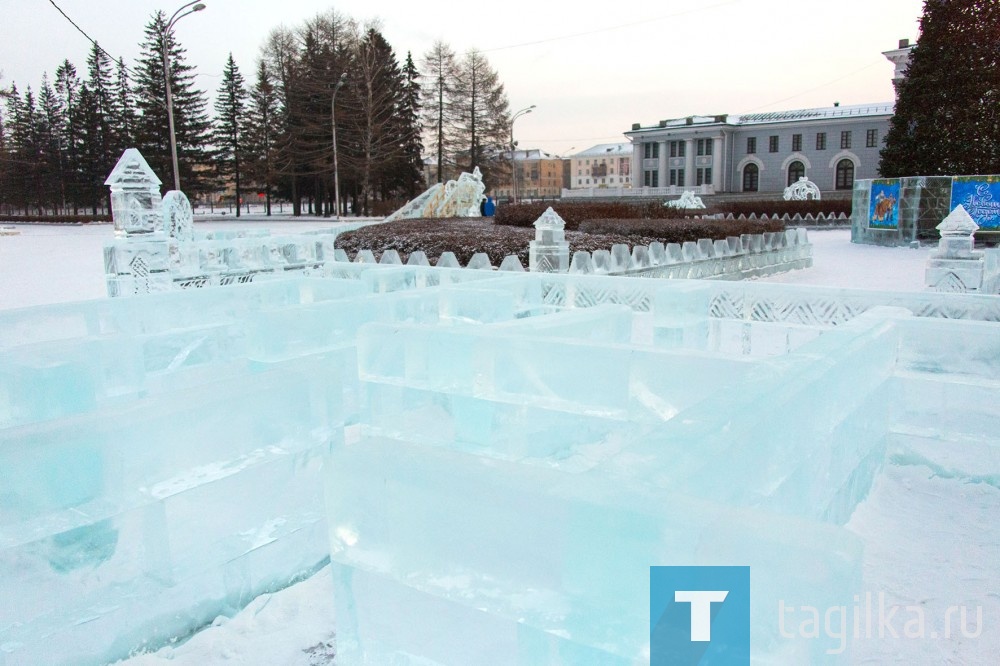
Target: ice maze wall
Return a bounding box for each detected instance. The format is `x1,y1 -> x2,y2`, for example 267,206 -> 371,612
2,265 -> 1000,664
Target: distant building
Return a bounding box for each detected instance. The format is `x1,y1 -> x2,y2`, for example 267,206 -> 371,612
625,103 -> 894,196
569,143 -> 633,189
494,149 -> 566,201
618,41 -> 913,197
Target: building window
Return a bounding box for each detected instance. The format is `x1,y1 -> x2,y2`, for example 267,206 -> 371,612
835,159 -> 854,190
644,170 -> 659,187
670,141 -> 678,158
866,129 -> 878,148
742,163 -> 759,192
792,134 -> 802,152
816,133 -> 827,150
669,169 -> 677,186
769,136 -> 779,153
696,167 -> 714,186
677,141 -> 686,158
644,143 -> 660,159
696,168 -> 704,186
787,160 -> 805,186
705,139 -> 713,156
705,167 -> 712,184
670,168 -> 685,187
841,131 -> 852,149
747,137 -> 756,154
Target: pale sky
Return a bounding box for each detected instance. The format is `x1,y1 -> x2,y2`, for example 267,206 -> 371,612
3,0 -> 924,156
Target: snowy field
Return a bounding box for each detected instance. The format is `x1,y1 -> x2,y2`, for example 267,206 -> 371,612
1,225 -> 996,665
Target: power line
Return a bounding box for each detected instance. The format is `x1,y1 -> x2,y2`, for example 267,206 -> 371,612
482,0 -> 742,53
44,0 -> 141,79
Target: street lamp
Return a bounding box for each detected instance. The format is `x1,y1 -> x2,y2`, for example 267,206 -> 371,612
163,1 -> 206,192
510,105 -> 535,205
331,72 -> 347,220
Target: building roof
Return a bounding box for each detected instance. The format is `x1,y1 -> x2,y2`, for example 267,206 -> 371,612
573,143 -> 633,158
628,102 -> 895,134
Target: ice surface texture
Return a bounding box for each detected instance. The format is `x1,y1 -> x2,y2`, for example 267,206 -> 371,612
3,265 -> 999,664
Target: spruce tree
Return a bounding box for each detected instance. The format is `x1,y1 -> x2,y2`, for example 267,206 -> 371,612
213,53 -> 248,216
396,52 -> 425,197
85,44 -> 116,204
133,10 -> 212,193
54,60 -> 82,211
114,58 -> 136,151
880,0 -> 1000,177
245,60 -> 281,215
37,75 -> 67,211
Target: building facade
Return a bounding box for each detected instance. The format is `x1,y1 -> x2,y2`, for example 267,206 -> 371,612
569,143 -> 633,189
624,103 -> 893,196
494,149 -> 567,201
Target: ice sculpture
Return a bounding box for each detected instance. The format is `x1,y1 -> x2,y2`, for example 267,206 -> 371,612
5,259 -> 1000,664
105,148 -> 164,237
783,176 -> 822,201
385,167 -> 487,221
528,206 -> 570,272
162,190 -> 194,241
925,204 -> 985,292
664,190 -> 707,209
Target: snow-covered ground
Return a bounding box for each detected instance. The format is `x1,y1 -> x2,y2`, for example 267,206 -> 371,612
2,226 -> 996,665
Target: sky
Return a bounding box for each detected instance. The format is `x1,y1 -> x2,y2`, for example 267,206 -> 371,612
2,0 -> 925,156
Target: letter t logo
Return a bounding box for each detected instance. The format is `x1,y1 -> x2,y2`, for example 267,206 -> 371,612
675,590 -> 729,641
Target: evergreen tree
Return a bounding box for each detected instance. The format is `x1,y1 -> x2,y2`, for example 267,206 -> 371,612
420,41 -> 459,183
395,52 -> 425,197
213,53 -> 248,216
114,58 -> 136,151
84,43 -> 116,205
37,75 -> 67,211
244,60 -> 282,215
133,10 -> 212,193
880,0 -> 1000,177
54,60 -> 82,211
452,49 -> 511,189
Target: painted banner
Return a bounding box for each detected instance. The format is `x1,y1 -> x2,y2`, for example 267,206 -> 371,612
951,176 -> 1000,230
868,179 -> 900,229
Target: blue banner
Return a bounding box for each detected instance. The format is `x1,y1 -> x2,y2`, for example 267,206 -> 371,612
951,176 -> 1000,230
868,179 -> 900,230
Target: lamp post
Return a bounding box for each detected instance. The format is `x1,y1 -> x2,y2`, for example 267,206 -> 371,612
162,1 -> 206,192
509,105 -> 535,205
331,72 -> 347,220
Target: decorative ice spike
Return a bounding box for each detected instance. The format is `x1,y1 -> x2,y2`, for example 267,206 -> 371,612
498,255 -> 525,272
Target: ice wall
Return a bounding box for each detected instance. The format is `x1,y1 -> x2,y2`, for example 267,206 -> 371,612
4,264 -> 1000,665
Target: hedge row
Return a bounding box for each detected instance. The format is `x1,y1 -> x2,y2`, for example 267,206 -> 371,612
494,201 -> 697,229
494,198 -> 852,229
0,214 -> 112,223
577,218 -> 785,241
335,216 -> 788,267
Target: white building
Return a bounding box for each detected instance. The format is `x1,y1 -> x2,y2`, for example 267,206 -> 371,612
569,143 -> 633,189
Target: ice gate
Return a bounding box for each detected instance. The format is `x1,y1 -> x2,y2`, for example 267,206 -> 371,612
2,260 -> 999,664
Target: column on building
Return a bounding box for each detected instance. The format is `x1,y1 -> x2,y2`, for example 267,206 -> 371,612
631,143 -> 642,190
712,136 -> 723,193
657,141 -> 668,189
684,139 -> 695,189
